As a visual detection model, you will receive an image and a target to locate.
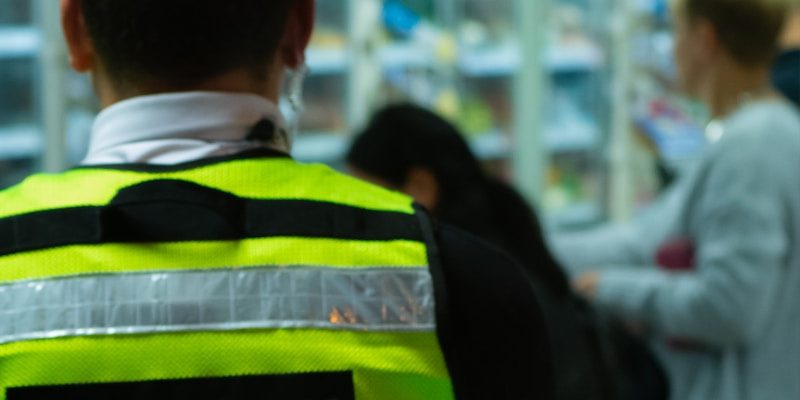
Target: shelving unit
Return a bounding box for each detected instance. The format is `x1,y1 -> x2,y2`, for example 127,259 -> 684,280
550,201 -> 604,227
7,0 -> 638,229
0,26 -> 39,59
620,0 -> 707,211
532,0 -> 616,228
295,0 -> 351,141
292,133 -> 350,164
380,43 -> 439,69
0,125 -> 41,159
307,48 -> 349,75
0,2 -> 42,189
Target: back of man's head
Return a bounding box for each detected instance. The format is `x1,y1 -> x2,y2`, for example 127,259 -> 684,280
679,0 -> 788,66
80,0 -> 295,89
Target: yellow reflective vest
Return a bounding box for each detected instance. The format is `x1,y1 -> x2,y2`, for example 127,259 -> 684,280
0,153 -> 454,399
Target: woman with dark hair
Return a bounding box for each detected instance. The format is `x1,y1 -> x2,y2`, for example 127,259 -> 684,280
563,0 -> 800,398
348,103 -> 569,296
347,103 -> 668,400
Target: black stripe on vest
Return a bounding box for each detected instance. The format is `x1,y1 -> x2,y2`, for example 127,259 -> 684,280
0,180 -> 423,258
7,371 -> 355,400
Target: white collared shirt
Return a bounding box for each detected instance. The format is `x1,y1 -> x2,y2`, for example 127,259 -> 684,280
82,91 -> 289,165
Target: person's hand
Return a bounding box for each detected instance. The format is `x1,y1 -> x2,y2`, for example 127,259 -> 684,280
625,320 -> 647,336
573,272 -> 601,301
574,272 -> 649,335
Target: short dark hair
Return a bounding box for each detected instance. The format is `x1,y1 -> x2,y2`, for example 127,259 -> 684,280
681,0 -> 788,66
81,0 -> 294,88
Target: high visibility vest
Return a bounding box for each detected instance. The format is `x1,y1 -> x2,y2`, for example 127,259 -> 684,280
0,152 -> 454,400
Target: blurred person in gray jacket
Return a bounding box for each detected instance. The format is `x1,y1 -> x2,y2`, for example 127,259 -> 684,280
556,0 -> 800,399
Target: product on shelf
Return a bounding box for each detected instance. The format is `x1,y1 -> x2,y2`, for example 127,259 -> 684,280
310,28 -> 347,50
544,88 -> 600,152
458,95 -> 494,137
543,155 -> 604,227
382,0 -> 455,63
630,59 -> 707,173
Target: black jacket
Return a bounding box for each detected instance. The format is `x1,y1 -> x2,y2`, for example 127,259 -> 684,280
435,224 -> 555,399
773,49 -> 800,108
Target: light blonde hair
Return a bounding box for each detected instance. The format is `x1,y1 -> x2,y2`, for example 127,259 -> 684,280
675,0 -> 790,65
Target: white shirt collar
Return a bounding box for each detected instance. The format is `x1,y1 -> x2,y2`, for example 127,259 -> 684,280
82,91 -> 289,165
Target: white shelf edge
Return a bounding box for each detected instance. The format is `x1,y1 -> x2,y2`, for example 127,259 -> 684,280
307,47 -> 348,75
470,131 -> 512,160
379,43 -> 436,69
458,43 -> 605,77
544,43 -> 605,72
292,132 -> 349,163
378,42 -> 604,74
544,123 -> 602,153
0,125 -> 42,159
292,131 -> 514,164
547,201 -> 604,228
0,26 -> 40,59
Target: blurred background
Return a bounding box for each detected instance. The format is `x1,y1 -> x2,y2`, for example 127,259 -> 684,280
0,0 -> 709,231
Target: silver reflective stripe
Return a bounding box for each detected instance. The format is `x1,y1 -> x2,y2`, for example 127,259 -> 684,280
0,267 -> 435,345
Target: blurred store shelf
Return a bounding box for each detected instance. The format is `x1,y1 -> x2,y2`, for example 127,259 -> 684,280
548,201 -> 604,228
0,27 -> 39,59
0,125 -> 41,159
307,48 -> 348,75
459,43 -> 520,77
378,41 -> 604,76
380,43 -> 436,69
546,43 -> 605,73
459,42 -> 604,77
634,115 -> 706,166
292,133 -> 349,164
544,122 -> 601,153
470,131 -> 512,160
292,130 -> 514,164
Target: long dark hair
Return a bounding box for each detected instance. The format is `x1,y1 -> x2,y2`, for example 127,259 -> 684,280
347,104 -> 570,296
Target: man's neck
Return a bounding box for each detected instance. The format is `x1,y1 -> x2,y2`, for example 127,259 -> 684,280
94,67 -> 282,109
703,61 -> 774,119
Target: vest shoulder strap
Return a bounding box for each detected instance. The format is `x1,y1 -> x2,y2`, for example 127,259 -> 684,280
0,179 -> 424,258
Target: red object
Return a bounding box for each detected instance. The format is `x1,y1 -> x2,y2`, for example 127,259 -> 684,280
655,238 -> 705,351
656,238 -> 696,272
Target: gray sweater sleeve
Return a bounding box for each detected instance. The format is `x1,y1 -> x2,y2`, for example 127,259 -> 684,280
551,180 -> 687,276
594,124 -> 792,347
550,224 -> 643,276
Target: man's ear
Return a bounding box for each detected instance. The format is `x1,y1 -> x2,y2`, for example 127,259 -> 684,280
695,18 -> 719,63
280,0 -> 315,68
61,0 -> 95,73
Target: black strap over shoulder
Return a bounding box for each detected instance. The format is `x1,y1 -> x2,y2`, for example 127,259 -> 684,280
0,180 -> 423,258
413,205 -> 465,399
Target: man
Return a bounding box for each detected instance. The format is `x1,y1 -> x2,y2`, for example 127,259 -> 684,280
559,0 -> 800,399
0,1 -> 553,399
773,2 -> 800,107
